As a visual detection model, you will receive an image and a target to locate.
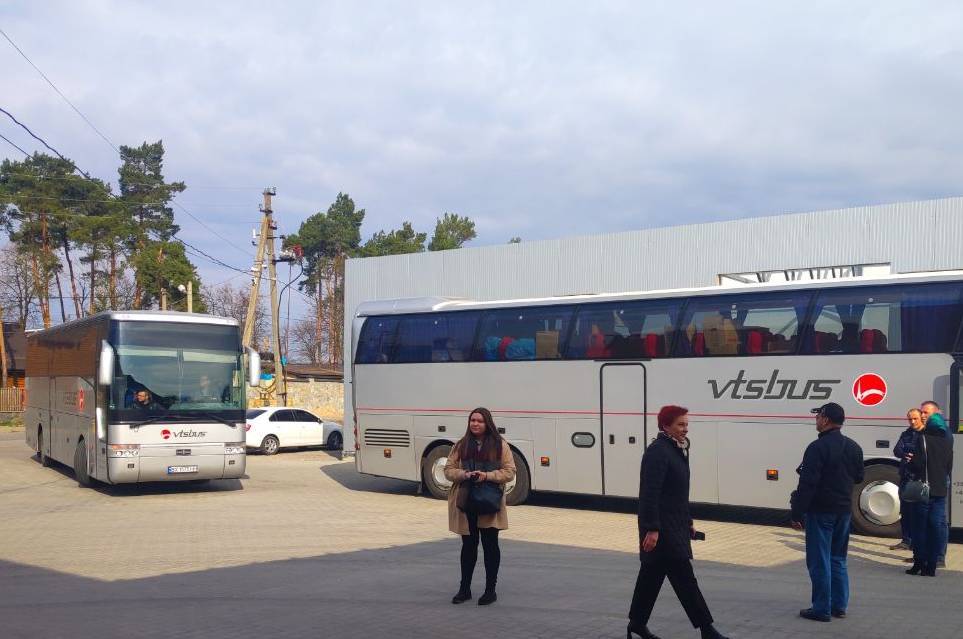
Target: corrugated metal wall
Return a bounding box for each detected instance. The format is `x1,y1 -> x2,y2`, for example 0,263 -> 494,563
341,196 -> 963,439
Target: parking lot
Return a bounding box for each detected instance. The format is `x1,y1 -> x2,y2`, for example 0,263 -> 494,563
0,429 -> 961,639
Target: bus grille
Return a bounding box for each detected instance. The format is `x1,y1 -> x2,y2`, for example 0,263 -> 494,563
364,428 -> 411,447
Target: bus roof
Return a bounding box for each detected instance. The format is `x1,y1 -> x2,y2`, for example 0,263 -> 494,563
355,269 -> 963,317
26,311 -> 239,337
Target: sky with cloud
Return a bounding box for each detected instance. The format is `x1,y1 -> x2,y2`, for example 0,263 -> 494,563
2,1 -> 962,308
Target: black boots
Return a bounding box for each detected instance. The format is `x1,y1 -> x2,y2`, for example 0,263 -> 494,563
451,586 -> 471,604
626,623 -> 662,639
906,562 -> 923,575
478,588 -> 497,605
700,624 -> 730,639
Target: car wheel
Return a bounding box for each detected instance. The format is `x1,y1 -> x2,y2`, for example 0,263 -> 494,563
422,444 -> 453,500
74,440 -> 94,487
261,435 -> 280,455
327,431 -> 343,450
504,449 -> 531,506
38,427 -> 51,467
851,464 -> 901,537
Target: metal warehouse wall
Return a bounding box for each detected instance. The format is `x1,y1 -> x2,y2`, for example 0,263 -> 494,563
341,196 -> 963,442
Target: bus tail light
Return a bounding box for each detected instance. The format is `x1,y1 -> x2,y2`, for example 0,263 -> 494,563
354,420 -> 360,451
244,423 -> 253,432
108,444 -> 140,458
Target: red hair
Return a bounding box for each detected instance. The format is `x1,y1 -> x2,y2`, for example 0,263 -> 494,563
657,405 -> 689,431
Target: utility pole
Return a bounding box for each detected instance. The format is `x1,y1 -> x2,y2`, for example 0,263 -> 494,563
186,281 -> 193,313
242,188 -> 286,406
160,288 -> 168,311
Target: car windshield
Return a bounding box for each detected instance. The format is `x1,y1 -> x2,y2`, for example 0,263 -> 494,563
108,321 -> 244,422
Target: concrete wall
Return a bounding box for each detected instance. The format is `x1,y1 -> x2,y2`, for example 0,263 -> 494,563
247,379 -> 344,422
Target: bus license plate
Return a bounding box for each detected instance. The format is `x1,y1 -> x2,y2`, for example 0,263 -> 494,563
167,465 -> 199,474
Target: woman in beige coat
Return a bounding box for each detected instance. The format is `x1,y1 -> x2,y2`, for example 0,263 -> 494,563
444,407 -> 516,606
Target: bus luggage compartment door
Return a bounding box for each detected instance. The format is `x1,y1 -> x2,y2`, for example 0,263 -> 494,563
600,363 -> 647,498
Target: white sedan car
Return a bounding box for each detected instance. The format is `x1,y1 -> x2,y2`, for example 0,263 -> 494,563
245,407 -> 343,455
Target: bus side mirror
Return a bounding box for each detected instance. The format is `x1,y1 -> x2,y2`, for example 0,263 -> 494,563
97,340 -> 114,387
246,348 -> 261,387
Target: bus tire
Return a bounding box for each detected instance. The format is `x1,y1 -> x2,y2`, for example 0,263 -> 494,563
851,464 -> 901,538
38,427 -> 51,467
74,440 -> 93,487
261,435 -> 280,455
422,444 -> 453,500
505,449 -> 530,506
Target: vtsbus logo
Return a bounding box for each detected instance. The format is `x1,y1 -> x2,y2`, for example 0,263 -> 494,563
708,369 -> 840,401
160,429 -> 207,439
853,373 -> 887,406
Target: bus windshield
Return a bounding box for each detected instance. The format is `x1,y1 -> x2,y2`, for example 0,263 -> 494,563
108,321 -> 244,422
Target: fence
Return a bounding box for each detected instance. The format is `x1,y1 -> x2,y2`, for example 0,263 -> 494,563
0,388 -> 24,412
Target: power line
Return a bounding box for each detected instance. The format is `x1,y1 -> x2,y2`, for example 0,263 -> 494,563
1,171 -> 262,191
0,106 -> 92,177
0,27 -> 118,154
0,132 -> 29,157
0,105 -> 255,258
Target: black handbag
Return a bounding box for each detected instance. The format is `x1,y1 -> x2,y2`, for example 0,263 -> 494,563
900,433 -> 930,503
459,459 -> 503,515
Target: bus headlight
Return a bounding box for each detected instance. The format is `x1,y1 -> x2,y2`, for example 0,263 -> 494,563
108,444 -> 140,458
224,443 -> 246,455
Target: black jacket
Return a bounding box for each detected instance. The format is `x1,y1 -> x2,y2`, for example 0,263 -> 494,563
638,433 -> 693,563
790,428 -> 864,521
893,428 -> 920,484
909,426 -> 954,498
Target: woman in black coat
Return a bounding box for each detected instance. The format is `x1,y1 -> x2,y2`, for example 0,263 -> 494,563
627,405 -> 729,639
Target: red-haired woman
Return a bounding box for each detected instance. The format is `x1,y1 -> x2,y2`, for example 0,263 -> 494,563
444,408 -> 517,606
627,405 -> 729,639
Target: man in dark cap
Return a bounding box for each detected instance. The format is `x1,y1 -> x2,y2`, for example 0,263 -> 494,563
790,402 -> 864,623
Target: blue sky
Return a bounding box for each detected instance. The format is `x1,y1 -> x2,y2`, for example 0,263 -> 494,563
2,1 -> 962,305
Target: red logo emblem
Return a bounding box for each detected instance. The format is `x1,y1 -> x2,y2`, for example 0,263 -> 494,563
853,373 -> 887,406
77,389 -> 85,411
161,429 -> 172,440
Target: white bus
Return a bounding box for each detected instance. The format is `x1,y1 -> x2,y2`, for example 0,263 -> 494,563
25,311 -> 261,486
349,271 -> 963,536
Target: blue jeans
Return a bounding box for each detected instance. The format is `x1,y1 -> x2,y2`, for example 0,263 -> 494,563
805,513 -> 851,616
913,496 -> 947,568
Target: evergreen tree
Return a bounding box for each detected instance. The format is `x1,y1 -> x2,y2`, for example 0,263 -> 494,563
427,213 -> 476,251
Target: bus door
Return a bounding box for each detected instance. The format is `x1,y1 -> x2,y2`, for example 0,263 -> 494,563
951,359 -> 963,528
600,363 -> 647,497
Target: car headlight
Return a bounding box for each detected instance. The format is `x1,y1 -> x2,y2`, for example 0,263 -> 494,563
224,443 -> 246,455
109,444 -> 140,458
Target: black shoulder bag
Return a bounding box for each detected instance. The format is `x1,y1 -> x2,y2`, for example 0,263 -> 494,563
458,459 -> 503,515
900,434 -> 930,503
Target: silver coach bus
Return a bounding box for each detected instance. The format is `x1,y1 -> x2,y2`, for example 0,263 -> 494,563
349,271 -> 963,536
25,311 -> 261,486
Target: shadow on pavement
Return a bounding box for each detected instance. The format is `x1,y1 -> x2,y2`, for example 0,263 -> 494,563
1,537 -> 959,639
322,460 -> 795,528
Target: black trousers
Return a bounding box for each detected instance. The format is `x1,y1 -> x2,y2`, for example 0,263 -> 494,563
460,513 -> 500,591
629,557 -> 713,629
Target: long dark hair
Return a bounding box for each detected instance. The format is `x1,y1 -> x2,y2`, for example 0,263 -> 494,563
454,407 -> 503,463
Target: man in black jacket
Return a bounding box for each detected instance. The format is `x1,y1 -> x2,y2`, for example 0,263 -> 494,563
790,402 -> 864,623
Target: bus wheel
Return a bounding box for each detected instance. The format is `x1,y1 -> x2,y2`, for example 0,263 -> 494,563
505,449 -> 530,506
74,440 -> 94,487
38,428 -> 51,467
422,444 -> 453,500
261,435 -> 280,455
851,465 -> 901,537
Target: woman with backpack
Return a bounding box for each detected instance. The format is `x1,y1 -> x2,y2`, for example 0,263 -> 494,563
444,407 -> 516,605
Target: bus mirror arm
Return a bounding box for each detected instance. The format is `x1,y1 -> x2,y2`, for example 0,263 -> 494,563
246,348 -> 261,387
98,340 -> 115,387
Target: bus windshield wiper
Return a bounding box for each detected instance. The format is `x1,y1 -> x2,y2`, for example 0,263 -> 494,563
130,412 -> 179,427
195,412 -> 238,427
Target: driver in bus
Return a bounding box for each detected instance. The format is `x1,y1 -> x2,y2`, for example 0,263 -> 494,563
132,389 -> 161,412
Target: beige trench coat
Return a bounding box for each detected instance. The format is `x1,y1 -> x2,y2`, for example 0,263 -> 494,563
444,439 -> 516,535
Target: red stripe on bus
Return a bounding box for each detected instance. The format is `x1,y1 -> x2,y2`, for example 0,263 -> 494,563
356,406 -> 907,421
